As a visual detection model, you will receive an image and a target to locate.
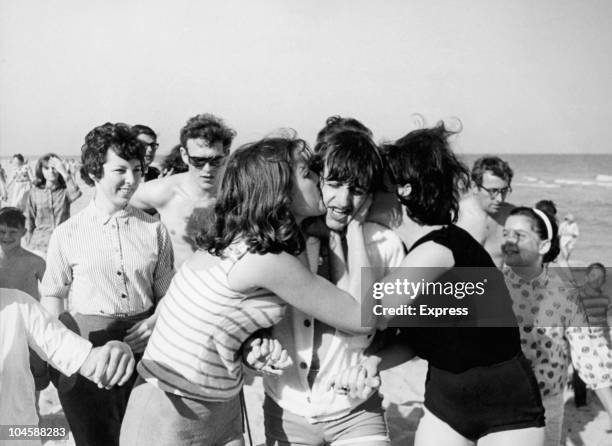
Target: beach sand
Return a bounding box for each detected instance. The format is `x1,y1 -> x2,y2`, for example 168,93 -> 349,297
36,184 -> 612,446
39,359 -> 612,446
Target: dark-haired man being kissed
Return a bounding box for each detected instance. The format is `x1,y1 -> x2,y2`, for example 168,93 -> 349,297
131,114 -> 236,267
247,119 -> 405,446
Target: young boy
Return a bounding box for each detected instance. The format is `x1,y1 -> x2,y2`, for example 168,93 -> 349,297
0,287 -> 134,446
0,207 -> 49,398
0,207 -> 46,299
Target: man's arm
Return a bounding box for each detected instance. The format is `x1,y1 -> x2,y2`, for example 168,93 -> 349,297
130,177 -> 174,210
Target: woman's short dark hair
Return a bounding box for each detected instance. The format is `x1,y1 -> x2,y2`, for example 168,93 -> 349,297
199,132 -> 311,256
313,129 -> 384,194
179,114 -> 236,153
33,153 -> 66,189
80,123 -> 145,186
509,206 -> 560,263
382,123 -> 469,226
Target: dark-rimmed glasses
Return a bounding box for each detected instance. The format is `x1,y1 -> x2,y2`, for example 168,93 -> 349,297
478,184 -> 512,200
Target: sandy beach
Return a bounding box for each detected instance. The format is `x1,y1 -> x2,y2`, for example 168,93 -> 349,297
25,182 -> 609,445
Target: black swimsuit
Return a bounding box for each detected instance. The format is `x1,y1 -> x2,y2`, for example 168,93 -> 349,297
401,225 -> 545,440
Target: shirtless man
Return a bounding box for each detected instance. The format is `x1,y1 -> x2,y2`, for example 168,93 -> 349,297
457,156 -> 514,267
131,114 -> 236,267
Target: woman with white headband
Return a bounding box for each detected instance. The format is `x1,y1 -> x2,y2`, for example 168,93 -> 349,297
502,204 -> 612,446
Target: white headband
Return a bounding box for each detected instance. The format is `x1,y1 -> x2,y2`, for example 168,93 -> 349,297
532,208 -> 552,241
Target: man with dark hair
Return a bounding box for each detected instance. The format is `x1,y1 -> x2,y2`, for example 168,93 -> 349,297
457,155 -> 515,267
132,124 -> 160,182
248,125 -> 405,446
131,114 -> 236,267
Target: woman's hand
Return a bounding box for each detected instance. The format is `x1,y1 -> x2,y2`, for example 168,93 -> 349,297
326,355 -> 381,399
242,335 -> 293,376
123,314 -> 158,354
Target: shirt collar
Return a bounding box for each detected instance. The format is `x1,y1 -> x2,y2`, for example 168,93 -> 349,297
504,265 -> 550,288
85,201 -> 134,225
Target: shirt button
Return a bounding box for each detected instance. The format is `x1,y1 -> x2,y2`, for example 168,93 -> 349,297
299,362 -> 307,370
117,271 -> 122,276
304,319 -> 311,328
121,293 -> 127,298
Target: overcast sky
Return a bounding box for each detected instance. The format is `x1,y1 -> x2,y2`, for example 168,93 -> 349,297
1,0 -> 612,157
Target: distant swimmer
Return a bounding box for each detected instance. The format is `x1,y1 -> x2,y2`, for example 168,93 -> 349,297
559,213 -> 579,262
131,114 -> 236,267
457,156 -> 515,268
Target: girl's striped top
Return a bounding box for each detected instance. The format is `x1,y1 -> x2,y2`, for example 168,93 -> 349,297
138,242 -> 286,401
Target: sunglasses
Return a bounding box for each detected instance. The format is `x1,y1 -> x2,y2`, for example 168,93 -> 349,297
186,154 -> 226,169
478,184 -> 512,200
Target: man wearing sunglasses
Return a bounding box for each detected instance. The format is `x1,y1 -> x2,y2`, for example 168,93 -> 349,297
458,156 -> 515,267
132,113 -> 236,267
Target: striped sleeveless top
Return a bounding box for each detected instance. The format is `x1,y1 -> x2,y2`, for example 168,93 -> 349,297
138,242 -> 286,401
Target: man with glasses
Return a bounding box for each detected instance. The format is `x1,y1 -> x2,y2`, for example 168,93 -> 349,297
132,125 -> 161,182
458,156 -> 515,267
131,114 -> 236,267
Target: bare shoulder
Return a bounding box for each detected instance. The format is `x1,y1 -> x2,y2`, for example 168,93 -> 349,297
229,250 -> 306,291
20,248 -> 45,267
401,240 -> 454,268
132,175 -> 181,208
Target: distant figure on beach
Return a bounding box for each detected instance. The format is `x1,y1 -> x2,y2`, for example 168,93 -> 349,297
0,163 -> 7,202
161,144 -> 188,176
559,213 -> 579,262
25,154 -> 82,256
457,156 -> 515,267
132,124 -> 161,182
131,114 -> 236,267
7,153 -> 33,212
572,263 -> 612,444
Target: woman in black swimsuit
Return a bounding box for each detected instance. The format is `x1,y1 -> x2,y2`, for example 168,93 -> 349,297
375,124 -> 545,445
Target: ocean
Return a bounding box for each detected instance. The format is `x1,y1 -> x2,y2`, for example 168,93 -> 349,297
2,153 -> 611,266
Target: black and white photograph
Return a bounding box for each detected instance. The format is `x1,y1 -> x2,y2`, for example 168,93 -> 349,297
1,1 -> 612,445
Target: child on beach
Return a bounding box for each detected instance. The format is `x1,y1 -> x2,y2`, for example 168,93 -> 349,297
0,207 -> 50,402
0,206 -> 46,302
25,154 -> 82,256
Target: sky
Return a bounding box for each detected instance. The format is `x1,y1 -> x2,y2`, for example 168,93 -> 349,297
1,0 -> 612,157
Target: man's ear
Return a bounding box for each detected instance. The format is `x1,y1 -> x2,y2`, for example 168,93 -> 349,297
180,146 -> 189,166
396,183 -> 412,200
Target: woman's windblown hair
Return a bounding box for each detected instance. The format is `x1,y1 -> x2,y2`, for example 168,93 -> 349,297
198,131 -> 311,256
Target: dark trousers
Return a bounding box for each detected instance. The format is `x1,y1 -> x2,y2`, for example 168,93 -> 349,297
53,312 -> 149,446
573,370 -> 588,407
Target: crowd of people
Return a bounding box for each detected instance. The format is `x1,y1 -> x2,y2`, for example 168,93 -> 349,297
0,113 -> 610,446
